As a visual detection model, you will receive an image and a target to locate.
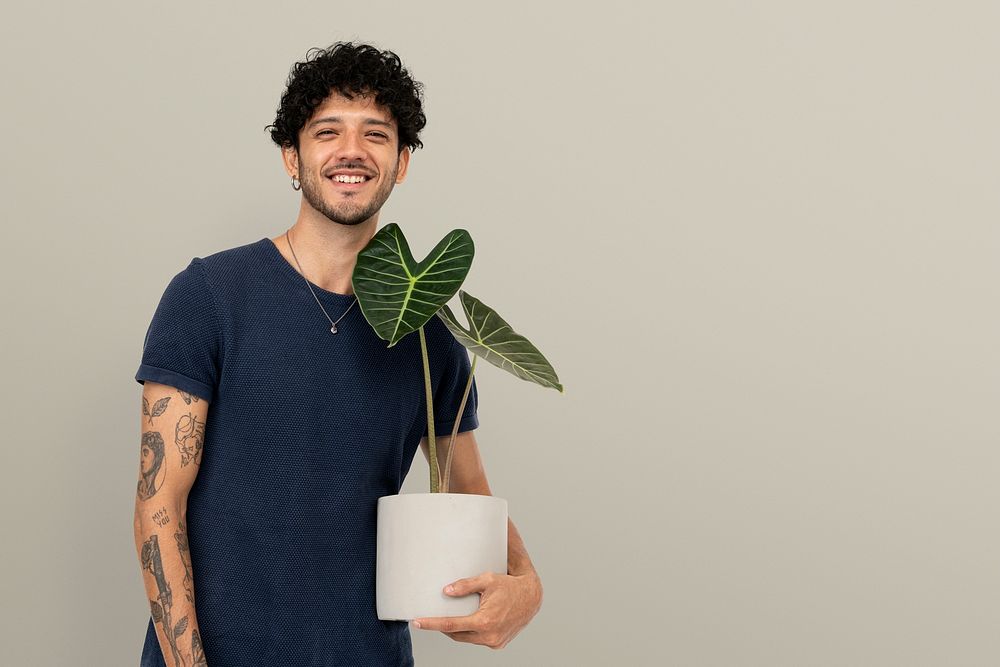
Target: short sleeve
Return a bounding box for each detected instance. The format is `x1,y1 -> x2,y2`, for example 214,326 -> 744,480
423,336 -> 479,437
135,259 -> 222,403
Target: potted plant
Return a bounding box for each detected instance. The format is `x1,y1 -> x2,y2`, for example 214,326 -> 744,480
351,223 -> 563,620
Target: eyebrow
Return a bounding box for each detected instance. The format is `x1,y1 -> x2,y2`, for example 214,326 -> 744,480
308,115 -> 394,131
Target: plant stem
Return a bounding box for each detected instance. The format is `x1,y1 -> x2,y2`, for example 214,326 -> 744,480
442,354 -> 477,494
418,326 -> 440,493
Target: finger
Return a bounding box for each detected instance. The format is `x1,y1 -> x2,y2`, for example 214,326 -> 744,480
444,571 -> 496,596
412,614 -> 482,633
443,631 -> 480,644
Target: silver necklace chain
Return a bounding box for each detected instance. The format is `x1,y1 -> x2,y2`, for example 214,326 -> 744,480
285,228 -> 358,335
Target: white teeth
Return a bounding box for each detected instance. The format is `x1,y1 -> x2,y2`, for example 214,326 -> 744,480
333,175 -> 367,183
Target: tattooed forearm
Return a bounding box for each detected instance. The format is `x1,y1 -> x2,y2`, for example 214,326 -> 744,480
143,395 -> 171,425
141,535 -> 189,667
137,431 -> 167,501
179,390 -> 201,405
175,413 -> 205,467
191,628 -> 207,666
152,507 -> 170,527
175,520 -> 194,604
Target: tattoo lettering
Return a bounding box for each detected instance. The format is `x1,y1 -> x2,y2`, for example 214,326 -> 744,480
175,520 -> 194,604
141,534 -> 189,667
137,431 -> 166,501
191,628 -> 207,666
152,507 -> 170,527
175,413 -> 205,467
179,390 -> 201,405
143,396 -> 171,425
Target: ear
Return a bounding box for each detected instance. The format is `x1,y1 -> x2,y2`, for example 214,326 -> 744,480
280,145 -> 299,178
395,146 -> 411,184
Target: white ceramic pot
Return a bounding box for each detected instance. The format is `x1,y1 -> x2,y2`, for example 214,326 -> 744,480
376,492 -> 508,621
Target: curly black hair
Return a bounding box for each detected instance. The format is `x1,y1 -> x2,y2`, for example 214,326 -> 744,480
265,41 -> 426,155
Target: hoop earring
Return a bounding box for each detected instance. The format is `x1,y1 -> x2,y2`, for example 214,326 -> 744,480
291,175 -> 301,191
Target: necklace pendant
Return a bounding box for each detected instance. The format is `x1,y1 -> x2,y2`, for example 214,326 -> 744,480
330,324 -> 338,334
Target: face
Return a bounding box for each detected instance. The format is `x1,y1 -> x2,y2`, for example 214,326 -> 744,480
140,432 -> 163,476
284,90 -> 410,226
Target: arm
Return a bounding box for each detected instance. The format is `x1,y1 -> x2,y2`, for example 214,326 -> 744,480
416,432 -> 543,649
133,380 -> 209,667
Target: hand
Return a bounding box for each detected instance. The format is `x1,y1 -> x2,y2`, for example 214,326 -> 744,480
411,570 -> 543,649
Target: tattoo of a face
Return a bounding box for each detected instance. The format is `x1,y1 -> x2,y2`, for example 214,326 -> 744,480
175,520 -> 194,604
141,534 -> 189,667
143,396 -> 171,425
175,413 -> 205,467
191,628 -> 207,666
137,431 -> 166,501
152,507 -> 170,527
179,390 -> 201,405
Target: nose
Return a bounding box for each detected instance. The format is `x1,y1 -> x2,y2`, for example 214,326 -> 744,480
336,128 -> 367,163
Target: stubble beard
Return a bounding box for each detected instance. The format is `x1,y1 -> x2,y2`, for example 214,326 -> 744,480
299,159 -> 399,227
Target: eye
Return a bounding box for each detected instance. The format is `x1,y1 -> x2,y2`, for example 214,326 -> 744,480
368,133 -> 388,139
318,129 -> 336,136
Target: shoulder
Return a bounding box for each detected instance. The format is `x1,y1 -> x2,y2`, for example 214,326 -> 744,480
425,306 -> 460,351
195,237 -> 267,276
183,237 -> 272,296
150,238 -> 271,325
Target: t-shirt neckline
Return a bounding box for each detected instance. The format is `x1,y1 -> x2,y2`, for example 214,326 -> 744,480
261,237 -> 357,301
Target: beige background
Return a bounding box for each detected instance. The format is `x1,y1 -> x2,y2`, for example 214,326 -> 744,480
1,1 -> 998,665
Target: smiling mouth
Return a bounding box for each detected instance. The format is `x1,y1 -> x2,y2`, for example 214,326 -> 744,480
328,175 -> 372,188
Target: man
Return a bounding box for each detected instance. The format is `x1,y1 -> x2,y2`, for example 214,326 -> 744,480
133,41 -> 542,667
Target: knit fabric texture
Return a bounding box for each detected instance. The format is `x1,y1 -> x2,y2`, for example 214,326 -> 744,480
135,236 -> 479,667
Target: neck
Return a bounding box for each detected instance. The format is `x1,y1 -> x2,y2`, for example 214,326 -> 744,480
275,209 -> 380,295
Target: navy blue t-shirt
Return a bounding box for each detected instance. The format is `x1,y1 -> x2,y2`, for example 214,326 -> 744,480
134,236 -> 479,667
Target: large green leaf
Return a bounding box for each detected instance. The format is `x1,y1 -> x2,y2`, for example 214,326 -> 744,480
352,223 -> 474,347
437,290 -> 563,393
